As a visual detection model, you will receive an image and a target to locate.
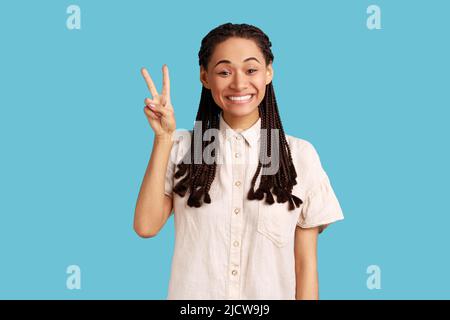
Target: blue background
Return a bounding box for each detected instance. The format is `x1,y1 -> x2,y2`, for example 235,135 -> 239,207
0,0 -> 449,299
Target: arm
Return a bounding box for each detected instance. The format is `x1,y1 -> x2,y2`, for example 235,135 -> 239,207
134,65 -> 176,238
294,226 -> 319,300
134,136 -> 174,238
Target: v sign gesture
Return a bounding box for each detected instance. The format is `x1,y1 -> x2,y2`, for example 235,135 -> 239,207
142,65 -> 176,138
134,64 -> 177,240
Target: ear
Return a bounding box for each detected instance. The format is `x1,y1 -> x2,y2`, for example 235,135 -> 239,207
265,63 -> 274,85
200,65 -> 211,89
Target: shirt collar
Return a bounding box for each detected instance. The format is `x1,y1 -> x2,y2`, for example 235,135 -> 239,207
219,111 -> 261,148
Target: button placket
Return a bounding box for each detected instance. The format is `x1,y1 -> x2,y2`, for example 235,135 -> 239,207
227,134 -> 244,299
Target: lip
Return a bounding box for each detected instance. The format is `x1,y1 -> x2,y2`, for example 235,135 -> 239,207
226,93 -> 255,97
225,94 -> 255,105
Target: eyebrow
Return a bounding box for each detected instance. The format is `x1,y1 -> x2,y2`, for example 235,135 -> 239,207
214,57 -> 261,68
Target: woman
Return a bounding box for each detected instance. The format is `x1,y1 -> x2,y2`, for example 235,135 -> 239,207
134,23 -> 344,300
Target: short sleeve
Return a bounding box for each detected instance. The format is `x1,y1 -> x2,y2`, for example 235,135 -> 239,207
295,141 -> 344,234
164,130 -> 190,199
164,151 -> 175,198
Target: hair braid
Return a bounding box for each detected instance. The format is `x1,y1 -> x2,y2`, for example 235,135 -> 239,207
173,22 -> 303,211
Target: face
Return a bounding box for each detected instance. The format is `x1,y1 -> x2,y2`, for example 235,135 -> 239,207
200,37 -> 273,120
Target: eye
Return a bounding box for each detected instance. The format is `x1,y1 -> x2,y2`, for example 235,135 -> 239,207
218,69 -> 258,76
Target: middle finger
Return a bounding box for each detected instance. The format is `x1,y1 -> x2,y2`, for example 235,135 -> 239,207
141,67 -> 159,98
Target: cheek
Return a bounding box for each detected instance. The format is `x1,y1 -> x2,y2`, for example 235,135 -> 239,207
255,77 -> 268,100
209,87 -> 226,108
255,76 -> 268,91
210,82 -> 228,106
209,80 -> 224,95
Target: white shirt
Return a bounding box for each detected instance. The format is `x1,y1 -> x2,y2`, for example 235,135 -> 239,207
163,112 -> 344,300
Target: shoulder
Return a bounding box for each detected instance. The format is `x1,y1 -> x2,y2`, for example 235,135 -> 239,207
172,129 -> 192,145
284,134 -> 322,167
167,129 -> 192,163
284,134 -> 327,191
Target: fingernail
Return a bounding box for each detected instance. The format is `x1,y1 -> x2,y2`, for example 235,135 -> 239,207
149,103 -> 156,108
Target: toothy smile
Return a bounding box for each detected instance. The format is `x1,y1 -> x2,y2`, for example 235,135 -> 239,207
226,94 -> 255,103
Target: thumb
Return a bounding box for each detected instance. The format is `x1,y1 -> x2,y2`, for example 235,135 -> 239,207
144,106 -> 161,120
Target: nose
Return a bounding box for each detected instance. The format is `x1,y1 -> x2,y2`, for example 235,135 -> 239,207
229,70 -> 248,91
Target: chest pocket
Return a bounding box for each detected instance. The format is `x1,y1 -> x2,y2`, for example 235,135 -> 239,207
257,199 -> 300,248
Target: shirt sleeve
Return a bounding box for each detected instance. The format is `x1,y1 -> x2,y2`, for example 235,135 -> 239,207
164,148 -> 175,198
164,130 -> 190,199
296,141 -> 344,234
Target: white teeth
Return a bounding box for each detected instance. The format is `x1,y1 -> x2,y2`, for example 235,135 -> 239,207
227,94 -> 253,101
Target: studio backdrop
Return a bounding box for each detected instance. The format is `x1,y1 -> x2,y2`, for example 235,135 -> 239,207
0,0 -> 449,299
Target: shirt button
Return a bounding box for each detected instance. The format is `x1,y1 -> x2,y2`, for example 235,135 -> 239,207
233,241 -> 239,247
236,135 -> 241,140
234,152 -> 240,158
234,181 -> 241,187
234,208 -> 240,214
231,270 -> 238,276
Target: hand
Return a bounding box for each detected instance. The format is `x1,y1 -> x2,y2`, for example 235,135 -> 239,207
141,65 -> 176,138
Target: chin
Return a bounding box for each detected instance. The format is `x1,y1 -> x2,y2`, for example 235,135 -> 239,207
219,95 -> 261,117
222,106 -> 257,117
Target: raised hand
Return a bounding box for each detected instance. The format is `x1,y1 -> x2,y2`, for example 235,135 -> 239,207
141,64 -> 176,138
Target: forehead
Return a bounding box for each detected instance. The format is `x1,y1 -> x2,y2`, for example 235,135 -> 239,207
210,37 -> 264,65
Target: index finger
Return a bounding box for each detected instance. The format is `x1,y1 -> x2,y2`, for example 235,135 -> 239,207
141,67 -> 159,98
161,64 -> 171,99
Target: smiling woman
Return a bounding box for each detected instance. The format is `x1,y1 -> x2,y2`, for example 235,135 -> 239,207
134,22 -> 344,300
200,37 -> 272,126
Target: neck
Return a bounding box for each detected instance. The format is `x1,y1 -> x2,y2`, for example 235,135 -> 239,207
222,109 -> 260,132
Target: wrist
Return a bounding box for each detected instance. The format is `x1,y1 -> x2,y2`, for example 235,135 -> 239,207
154,132 -> 174,143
